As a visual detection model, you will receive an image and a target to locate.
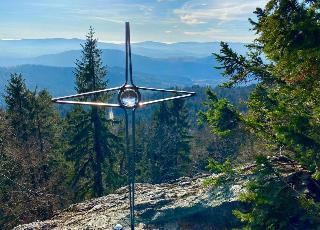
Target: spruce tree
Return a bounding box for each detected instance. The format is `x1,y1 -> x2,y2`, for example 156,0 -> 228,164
202,0 -> 320,228
66,27 -> 120,199
4,73 -> 31,142
212,0 -> 320,175
142,100 -> 191,183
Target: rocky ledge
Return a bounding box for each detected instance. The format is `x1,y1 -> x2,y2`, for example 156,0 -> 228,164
14,156 -> 320,230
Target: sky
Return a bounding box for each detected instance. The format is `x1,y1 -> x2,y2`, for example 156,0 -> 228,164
0,0 -> 268,43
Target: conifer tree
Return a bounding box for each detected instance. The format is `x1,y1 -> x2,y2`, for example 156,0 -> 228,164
66,27 -> 121,199
4,73 -> 31,142
141,100 -> 191,183
202,0 -> 320,228
212,0 -> 320,176
2,74 -> 71,228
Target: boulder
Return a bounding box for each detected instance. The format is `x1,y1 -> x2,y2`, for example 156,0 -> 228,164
14,156 -> 319,230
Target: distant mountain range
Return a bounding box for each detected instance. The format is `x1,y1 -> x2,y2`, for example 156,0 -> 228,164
0,39 -> 248,99
0,48 -> 221,79
0,38 -> 247,58
0,65 -> 192,98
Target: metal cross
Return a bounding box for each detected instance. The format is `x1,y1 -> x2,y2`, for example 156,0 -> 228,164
52,22 -> 195,230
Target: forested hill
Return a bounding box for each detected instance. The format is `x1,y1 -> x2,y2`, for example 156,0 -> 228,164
0,41 -> 249,90
0,49 -> 223,88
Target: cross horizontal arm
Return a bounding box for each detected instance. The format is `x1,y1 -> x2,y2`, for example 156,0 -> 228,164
137,86 -> 196,95
52,86 -> 122,102
53,100 -> 121,107
139,93 -> 194,106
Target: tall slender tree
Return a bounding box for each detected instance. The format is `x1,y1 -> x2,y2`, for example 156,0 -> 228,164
66,27 -> 121,199
4,73 -> 31,142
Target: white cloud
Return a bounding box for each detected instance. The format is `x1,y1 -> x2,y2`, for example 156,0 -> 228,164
175,0 -> 268,24
180,14 -> 206,25
0,38 -> 22,41
183,28 -> 256,42
91,17 -> 124,24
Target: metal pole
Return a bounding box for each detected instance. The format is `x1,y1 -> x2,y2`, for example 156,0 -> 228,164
124,109 -> 135,230
127,24 -> 134,86
125,22 -> 129,85
130,109 -> 136,230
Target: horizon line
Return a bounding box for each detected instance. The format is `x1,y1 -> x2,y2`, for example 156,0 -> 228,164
0,37 -> 247,44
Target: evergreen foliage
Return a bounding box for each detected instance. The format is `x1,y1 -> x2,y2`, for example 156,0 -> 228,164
198,88 -> 240,137
213,0 -> 320,175
4,73 -> 31,142
1,74 -> 71,229
233,156 -> 320,230
65,27 -> 123,200
197,88 -> 254,164
138,100 -> 191,183
204,155 -> 320,229
201,0 -> 320,228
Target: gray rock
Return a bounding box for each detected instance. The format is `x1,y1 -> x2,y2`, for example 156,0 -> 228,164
14,156 -> 319,230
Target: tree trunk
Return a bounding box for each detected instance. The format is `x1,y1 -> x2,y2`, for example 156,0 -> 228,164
92,107 -> 104,197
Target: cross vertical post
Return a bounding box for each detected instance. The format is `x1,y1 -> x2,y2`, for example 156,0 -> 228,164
52,22 -> 195,230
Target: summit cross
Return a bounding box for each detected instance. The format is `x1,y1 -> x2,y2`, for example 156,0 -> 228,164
52,22 -> 195,230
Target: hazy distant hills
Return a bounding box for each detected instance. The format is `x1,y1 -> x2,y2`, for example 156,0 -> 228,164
0,49 -> 220,82
0,39 -> 248,98
0,65 -> 191,97
0,48 -> 225,91
0,38 -> 247,58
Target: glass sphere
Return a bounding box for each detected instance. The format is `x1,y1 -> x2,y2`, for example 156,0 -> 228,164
119,88 -> 139,108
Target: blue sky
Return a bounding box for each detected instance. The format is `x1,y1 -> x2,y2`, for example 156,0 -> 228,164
0,0 -> 267,43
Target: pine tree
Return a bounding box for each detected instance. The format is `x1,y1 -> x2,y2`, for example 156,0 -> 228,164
168,100 -> 191,177
141,100 -> 191,183
66,27 -> 121,199
204,0 -> 320,228
212,0 -> 320,175
4,73 -> 31,142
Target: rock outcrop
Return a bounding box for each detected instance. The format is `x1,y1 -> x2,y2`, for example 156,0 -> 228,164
14,156 -> 319,230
